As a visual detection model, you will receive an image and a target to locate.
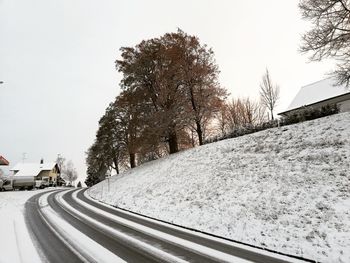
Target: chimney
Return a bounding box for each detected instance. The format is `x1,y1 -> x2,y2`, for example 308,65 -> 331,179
40,158 -> 44,164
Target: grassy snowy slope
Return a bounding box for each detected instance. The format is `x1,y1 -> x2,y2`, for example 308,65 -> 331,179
88,112 -> 350,263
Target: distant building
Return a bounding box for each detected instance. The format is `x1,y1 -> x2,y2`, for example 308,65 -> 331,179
279,78 -> 350,117
0,155 -> 9,166
10,159 -> 62,186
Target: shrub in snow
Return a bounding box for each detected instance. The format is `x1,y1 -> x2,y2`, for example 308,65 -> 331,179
283,104 -> 339,124
205,104 -> 339,145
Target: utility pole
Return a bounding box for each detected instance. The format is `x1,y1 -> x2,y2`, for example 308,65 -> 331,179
22,152 -> 27,163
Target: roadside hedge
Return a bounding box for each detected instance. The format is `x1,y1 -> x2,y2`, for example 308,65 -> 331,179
205,104 -> 339,144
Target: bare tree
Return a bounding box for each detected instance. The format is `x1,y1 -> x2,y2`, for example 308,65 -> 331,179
56,155 -> 65,173
240,98 -> 267,125
61,160 -> 78,185
217,104 -> 229,136
217,97 -> 267,135
260,69 -> 279,120
299,0 -> 350,87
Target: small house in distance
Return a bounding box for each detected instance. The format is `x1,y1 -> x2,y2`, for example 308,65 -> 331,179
10,159 -> 62,186
279,78 -> 350,117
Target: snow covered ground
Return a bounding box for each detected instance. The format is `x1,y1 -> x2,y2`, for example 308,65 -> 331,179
88,112 -> 350,263
0,189 -> 48,263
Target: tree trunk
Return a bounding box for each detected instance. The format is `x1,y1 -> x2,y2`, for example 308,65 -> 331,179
195,120 -> 203,146
168,131 -> 179,154
113,157 -> 119,174
188,86 -> 204,146
129,153 -> 136,168
270,109 -> 274,121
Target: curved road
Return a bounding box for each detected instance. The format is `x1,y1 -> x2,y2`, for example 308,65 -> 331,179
24,189 -> 312,263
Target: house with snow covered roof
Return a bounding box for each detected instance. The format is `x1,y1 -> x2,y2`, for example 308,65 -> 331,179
279,77 -> 350,117
10,159 -> 61,186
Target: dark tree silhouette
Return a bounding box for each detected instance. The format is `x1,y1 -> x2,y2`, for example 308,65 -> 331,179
300,0 -> 350,87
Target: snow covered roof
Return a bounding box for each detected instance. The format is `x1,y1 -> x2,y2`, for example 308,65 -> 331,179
10,162 -> 58,176
280,78 -> 350,114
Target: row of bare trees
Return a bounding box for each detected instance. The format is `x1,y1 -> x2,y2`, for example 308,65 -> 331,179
218,97 -> 267,135
85,30 -> 279,186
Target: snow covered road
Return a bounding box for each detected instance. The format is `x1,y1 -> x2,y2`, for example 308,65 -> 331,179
0,190 -> 43,263
22,188 -> 312,263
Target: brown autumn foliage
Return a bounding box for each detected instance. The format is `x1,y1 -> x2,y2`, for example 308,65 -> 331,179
85,29 -> 227,182
86,30 -> 272,184
115,29 -> 226,153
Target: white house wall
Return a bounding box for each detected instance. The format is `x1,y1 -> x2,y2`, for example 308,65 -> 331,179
280,94 -> 350,117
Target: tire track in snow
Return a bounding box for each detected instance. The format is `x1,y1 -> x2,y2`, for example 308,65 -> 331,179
80,188 -> 312,263
70,189 -> 252,263
56,190 -> 203,263
38,191 -> 125,263
26,189 -> 313,263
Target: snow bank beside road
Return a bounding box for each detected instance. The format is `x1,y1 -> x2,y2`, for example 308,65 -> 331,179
0,190 -> 44,263
88,112 -> 350,263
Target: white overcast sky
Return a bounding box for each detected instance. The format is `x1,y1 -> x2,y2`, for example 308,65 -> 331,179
0,0 -> 335,182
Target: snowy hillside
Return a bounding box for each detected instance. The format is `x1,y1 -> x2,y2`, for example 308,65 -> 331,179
88,112 -> 350,263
